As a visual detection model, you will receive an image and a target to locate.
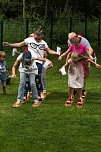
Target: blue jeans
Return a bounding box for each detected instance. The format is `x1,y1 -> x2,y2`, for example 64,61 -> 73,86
41,67 -> 46,92
24,73 -> 31,97
35,62 -> 43,96
17,72 -> 38,102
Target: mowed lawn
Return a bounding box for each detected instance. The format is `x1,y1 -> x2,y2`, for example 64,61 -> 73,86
0,50 -> 101,152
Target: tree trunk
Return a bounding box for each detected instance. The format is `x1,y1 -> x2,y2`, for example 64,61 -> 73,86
98,1 -> 101,47
44,0 -> 48,20
23,0 -> 26,19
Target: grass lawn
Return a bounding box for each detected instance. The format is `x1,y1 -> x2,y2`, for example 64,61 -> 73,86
0,51 -> 101,152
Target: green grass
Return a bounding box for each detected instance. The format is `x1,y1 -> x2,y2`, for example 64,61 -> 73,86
0,51 -> 101,152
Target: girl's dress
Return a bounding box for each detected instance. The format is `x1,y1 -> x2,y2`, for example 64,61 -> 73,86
68,60 -> 84,89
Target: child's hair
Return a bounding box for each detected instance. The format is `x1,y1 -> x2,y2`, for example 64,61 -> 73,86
0,51 -> 6,58
22,51 -> 32,64
71,52 -> 80,62
72,36 -> 81,44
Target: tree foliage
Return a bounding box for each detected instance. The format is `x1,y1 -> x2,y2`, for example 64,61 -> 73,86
0,0 -> 100,19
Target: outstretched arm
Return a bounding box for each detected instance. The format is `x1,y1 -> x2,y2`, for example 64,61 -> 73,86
87,58 -> 101,68
58,49 -> 70,60
46,47 -> 58,55
3,41 -> 25,48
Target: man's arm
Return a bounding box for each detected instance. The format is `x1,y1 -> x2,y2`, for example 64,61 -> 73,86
3,41 -> 25,48
58,49 -> 70,60
45,47 -> 57,55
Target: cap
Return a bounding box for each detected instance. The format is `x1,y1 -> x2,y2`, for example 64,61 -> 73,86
76,34 -> 83,38
23,51 -> 32,64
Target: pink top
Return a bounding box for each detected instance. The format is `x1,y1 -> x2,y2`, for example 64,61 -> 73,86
69,43 -> 87,55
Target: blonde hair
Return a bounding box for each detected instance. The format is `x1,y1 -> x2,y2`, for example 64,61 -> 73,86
71,52 -> 80,62
30,26 -> 43,37
0,51 -> 6,58
68,32 -> 76,40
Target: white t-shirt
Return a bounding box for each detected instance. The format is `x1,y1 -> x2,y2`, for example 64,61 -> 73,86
17,53 -> 38,74
24,37 -> 49,64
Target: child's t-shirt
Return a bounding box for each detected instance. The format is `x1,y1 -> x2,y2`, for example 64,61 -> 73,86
68,43 -> 88,55
17,53 -> 38,74
0,61 -> 7,73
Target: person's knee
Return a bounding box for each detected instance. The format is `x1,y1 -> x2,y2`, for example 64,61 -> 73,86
19,80 -> 25,86
30,82 -> 36,88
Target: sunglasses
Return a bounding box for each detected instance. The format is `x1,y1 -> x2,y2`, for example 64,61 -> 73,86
34,38 -> 41,41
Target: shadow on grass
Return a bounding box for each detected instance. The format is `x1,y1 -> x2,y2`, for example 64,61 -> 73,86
85,91 -> 101,105
44,91 -> 67,104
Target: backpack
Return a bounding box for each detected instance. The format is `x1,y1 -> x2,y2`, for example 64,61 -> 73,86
22,51 -> 32,64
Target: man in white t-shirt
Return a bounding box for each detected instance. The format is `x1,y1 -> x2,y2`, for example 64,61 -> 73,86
3,30 -> 59,99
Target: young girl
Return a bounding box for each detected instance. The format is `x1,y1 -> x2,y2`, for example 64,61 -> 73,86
0,51 -> 8,94
11,50 -> 51,108
62,52 -> 101,107
59,36 -> 94,98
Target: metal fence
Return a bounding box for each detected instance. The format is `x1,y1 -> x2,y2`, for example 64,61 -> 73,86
0,16 -> 101,51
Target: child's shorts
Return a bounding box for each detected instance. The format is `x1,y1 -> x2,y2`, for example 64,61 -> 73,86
0,72 -> 7,86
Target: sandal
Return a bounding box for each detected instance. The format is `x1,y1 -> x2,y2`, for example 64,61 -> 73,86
32,101 -> 41,107
12,100 -> 24,108
76,98 -> 84,107
65,98 -> 73,107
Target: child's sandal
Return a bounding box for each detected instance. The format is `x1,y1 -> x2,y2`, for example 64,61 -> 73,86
76,98 -> 84,108
65,99 -> 73,107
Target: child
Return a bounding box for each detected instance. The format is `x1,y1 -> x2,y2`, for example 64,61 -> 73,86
58,36 -> 93,98
0,51 -> 9,94
11,50 -> 50,108
62,52 -> 101,107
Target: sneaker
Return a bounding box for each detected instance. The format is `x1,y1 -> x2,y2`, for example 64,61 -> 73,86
82,90 -> 86,98
31,101 -> 41,107
12,100 -> 24,108
23,96 -> 27,101
43,90 -> 46,94
38,96 -> 43,101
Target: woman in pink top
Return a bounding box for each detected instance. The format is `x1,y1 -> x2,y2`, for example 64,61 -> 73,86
59,36 -> 92,60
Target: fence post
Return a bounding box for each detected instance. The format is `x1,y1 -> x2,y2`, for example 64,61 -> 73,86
25,18 -> 29,38
0,20 -> 3,50
84,15 -> 87,37
98,16 -> 100,46
69,17 -> 72,32
50,14 -> 53,49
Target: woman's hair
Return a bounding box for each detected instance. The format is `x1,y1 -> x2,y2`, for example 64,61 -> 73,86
0,51 -> 6,58
68,32 -> 76,40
